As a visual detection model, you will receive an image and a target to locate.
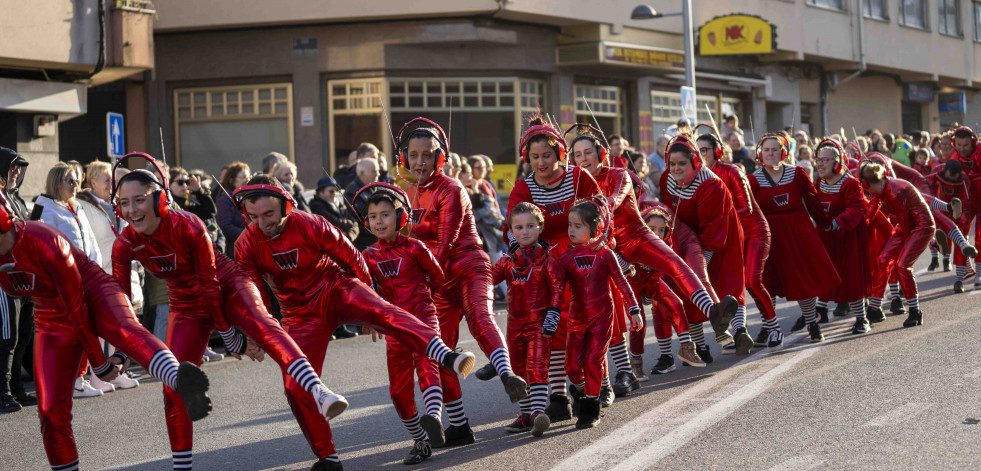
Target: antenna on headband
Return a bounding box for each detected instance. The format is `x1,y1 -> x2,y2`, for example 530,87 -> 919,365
447,96 -> 453,152
580,96 -> 611,151
790,108 -> 796,134
703,104 -> 723,144
381,103 -> 398,151
749,115 -> 757,145
158,128 -> 167,166
210,174 -> 234,203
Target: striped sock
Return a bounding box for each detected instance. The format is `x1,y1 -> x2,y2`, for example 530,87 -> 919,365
761,316 -> 780,331
730,304 -> 746,330
930,198 -> 948,212
689,324 -> 705,347
402,412 -> 427,441
529,384 -> 549,414
690,289 -> 714,317
425,338 -> 453,365
849,300 -> 866,319
444,398 -> 468,427
574,381 -> 586,391
677,331 -> 691,344
518,397 -> 532,414
147,350 -> 180,390
930,248 -> 938,259
949,229 -> 969,250
321,454 -> 340,463
489,347 -> 513,376
869,297 -> 882,310
906,296 -> 920,311
549,350 -> 567,395
286,358 -> 321,394
422,385 -> 442,418
601,376 -> 610,391
975,262 -> 981,281
173,449 -> 192,470
944,254 -> 951,264
816,299 -> 828,310
610,340 -> 631,374
799,298 -> 818,324
657,337 -> 672,356
889,283 -> 902,300
51,460 -> 79,471
956,264 -> 967,281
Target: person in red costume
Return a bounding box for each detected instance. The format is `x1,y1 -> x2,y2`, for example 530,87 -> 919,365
812,139 -> 873,334
552,196 -> 641,430
395,118 -> 520,447
491,203 -> 563,437
501,117 -> 601,423
929,160 -> 979,288
568,126 -> 736,389
111,157 -> 348,471
0,204 -> 211,471
949,127 -> 981,288
659,134 -> 752,354
695,131 -> 783,348
860,161 -> 935,327
234,174 -> 474,471
747,133 -> 840,343
351,182 -> 447,464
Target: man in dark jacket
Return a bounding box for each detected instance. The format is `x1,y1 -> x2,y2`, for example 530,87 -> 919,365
344,159 -> 379,251
308,176 -> 359,243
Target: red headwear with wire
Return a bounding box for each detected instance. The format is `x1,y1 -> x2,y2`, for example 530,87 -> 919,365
815,138 -> 847,174
519,121 -> 567,163
755,132 -> 789,166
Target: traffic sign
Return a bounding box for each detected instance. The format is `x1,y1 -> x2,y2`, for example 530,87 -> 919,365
680,86 -> 696,124
107,112 -> 124,158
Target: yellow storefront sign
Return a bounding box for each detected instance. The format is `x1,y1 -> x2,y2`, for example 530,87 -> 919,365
698,14 -> 775,56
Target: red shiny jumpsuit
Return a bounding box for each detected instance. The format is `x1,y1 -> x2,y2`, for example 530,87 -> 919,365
113,210 -> 313,455
363,234 -> 444,422
816,175 -> 871,302
407,171 -> 508,404
491,244 -> 564,385
870,178 -> 936,299
710,161 -> 776,321
3,222 -> 172,468
236,210 -> 444,460
555,241 -> 637,397
629,262 -> 689,349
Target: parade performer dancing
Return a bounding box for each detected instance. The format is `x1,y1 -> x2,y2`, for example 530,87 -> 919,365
929,160 -> 979,291
234,174 -> 474,471
948,127 -> 981,289
111,154 -> 348,471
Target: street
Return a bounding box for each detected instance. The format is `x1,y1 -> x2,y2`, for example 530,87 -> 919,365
3,253 -> 980,470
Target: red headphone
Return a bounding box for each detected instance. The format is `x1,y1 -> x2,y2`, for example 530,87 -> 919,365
815,138 -> 847,174
755,133 -> 789,164
665,134 -> 702,170
350,182 -> 411,231
693,124 -> 726,162
520,123 -> 567,163
232,182 -> 297,223
563,123 -> 609,165
949,126 -> 978,147
574,195 -> 613,240
0,196 -> 16,233
640,203 -> 673,240
863,152 -> 896,177
111,152 -> 171,220
395,118 -> 450,172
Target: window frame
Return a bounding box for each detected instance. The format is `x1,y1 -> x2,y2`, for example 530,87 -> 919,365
938,0 -> 963,37
805,0 -> 848,12
974,1 -> 981,41
862,0 -> 889,21
899,0 -> 930,30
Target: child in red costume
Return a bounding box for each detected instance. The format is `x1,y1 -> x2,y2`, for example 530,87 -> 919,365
860,161 -> 935,327
553,197 -> 641,430
353,183 -> 447,465
0,212 -> 210,471
492,203 -> 564,437
111,163 -> 347,471
234,175 -> 474,471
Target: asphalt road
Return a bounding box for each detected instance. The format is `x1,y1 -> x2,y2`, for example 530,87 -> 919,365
3,253 -> 980,470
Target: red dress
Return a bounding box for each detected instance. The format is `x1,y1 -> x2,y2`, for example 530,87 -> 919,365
816,175 -> 870,302
748,165 -> 841,300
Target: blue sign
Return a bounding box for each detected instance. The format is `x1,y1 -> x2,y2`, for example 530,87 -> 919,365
938,92 -> 967,113
903,83 -> 934,103
107,112 -> 124,158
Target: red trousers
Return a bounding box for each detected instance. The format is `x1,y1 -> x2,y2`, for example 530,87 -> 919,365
36,291 -> 167,467
744,234 -> 777,320
507,313 -> 551,385
953,211 -> 978,267
387,307 -> 441,421
874,227 -> 934,299
652,279 -> 689,339
434,251 -> 506,403
566,313 -> 613,397
619,231 -> 706,303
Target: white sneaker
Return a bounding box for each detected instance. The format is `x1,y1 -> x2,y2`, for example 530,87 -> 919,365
73,377 -> 103,398
88,374 -> 116,393
313,384 -> 348,421
109,369 -> 140,390
202,347 -> 224,363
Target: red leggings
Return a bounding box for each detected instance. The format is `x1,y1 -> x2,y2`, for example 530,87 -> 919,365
566,313 -> 613,397
652,279 -> 689,339
619,231 -> 707,303
874,227 -> 934,299
743,234 -> 777,320
36,291 -> 167,468
387,309 -> 441,421
508,325 -> 551,385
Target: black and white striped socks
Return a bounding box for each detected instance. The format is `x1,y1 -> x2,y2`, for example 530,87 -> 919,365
321,454 -> 340,463
868,297 -> 883,310
51,460 -> 79,471
956,264 -> 967,281
422,385 -> 442,418
549,350 -> 567,395
601,376 -> 611,391
402,412 -> 428,441
906,296 -> 920,311
445,398 -> 468,427
930,198 -> 949,212
148,350 -> 180,390
689,324 -> 705,347
528,384 -> 548,414
731,304 -> 746,330
799,298 -> 818,324
761,316 -> 780,332
286,358 -> 322,394
849,299 -> 866,319
657,337 -> 672,356
425,337 -> 453,365
173,449 -> 192,470
889,283 -> 902,300
690,289 -> 714,318
816,299 -> 828,310
518,397 -> 532,415
949,228 -> 970,250
609,340 -> 631,374
489,347 -> 513,376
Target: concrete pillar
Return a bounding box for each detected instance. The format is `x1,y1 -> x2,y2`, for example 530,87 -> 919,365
290,59 -> 323,188
633,77 -> 654,155
13,113 -> 59,199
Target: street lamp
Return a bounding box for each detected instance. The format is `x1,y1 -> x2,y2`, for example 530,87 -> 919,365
632,2 -> 695,94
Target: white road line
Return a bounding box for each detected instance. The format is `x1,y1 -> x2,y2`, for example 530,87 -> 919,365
766,455 -> 826,471
863,402 -> 933,427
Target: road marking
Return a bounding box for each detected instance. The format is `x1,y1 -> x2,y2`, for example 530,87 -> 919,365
766,455 -> 826,471
915,268 -> 928,276
863,402 -> 933,427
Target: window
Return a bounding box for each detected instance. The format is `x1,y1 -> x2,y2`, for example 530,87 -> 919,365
807,0 -> 845,10
575,85 -> 625,137
939,0 -> 962,36
173,83 -> 293,177
900,0 -> 928,29
975,2 -> 981,41
863,0 -> 887,20
650,90 -> 742,138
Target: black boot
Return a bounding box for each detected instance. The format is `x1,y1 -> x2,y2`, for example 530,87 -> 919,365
808,322 -> 824,343
695,344 -> 713,364
944,259 -> 952,272
568,383 -> 585,417
501,372 -> 528,403
709,295 -> 738,334
890,297 -> 907,316
611,370 -> 639,397
332,325 -> 357,339
903,308 -> 923,328
791,316 -> 806,332
474,363 -> 497,381
833,303 -> 849,318
544,392 -> 572,422
441,420 -> 475,447
927,256 -> 939,271
0,394 -> 22,414
867,306 -> 886,323
575,397 -> 601,429
311,458 -> 343,471
954,280 -> 964,293
852,317 -> 871,334
599,384 -> 614,408
402,440 -> 432,465
816,306 -> 830,324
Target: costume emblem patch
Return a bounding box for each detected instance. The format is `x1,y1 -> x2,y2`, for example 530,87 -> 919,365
773,193 -> 790,207
6,271 -> 34,292
511,267 -> 532,282
574,255 -> 595,270
544,203 -> 564,216
148,253 -> 178,272
822,202 -> 831,213
272,248 -> 299,270
376,258 -> 402,277
410,208 -> 426,224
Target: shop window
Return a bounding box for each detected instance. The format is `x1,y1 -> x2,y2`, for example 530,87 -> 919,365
575,85 -> 624,136
650,91 -> 741,138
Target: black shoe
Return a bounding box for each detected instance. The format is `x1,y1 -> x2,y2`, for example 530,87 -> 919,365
753,328 -> 771,347
903,308 -> 923,328
696,344 -> 713,364
852,317 -> 871,334
504,413 -> 532,433
575,397 -> 601,429
332,325 -> 357,339
944,259 -> 952,272
791,316 -> 806,332
176,362 -> 212,422
568,383 -> 585,417
890,297 -> 907,316
954,280 -> 964,293
501,372 -> 528,403
734,327 -> 753,355
420,414 -> 445,448
611,371 -> 639,397
0,394 -> 22,414
651,354 -> 676,374
311,458 -> 343,471
474,363 -> 497,381
13,392 -> 36,406
600,385 -> 614,408
709,295 -> 738,335
544,393 -> 572,422
402,440 -> 431,465
808,322 -> 824,342
816,307 -> 830,324
928,257 -> 939,271
867,307 -> 886,323
441,422 -> 475,447
833,303 -> 849,318
766,329 -> 784,349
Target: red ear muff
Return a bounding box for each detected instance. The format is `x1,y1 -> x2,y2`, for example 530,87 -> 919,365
563,123 -> 610,165
520,124 -> 567,163
395,118 -> 450,172
756,133 -> 789,164
666,134 -> 702,170
816,138 -> 846,174
350,182 -> 411,231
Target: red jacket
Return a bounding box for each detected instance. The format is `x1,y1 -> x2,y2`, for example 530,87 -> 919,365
879,177 -> 936,237
505,166 -> 601,249
555,241 -> 637,322
406,172 -> 484,266
710,161 -> 769,238
492,245 -> 565,329
929,172 -> 970,203
363,234 -> 444,316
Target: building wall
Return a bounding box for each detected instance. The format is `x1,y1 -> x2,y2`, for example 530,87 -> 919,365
0,0 -> 100,70
827,74 -> 902,136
